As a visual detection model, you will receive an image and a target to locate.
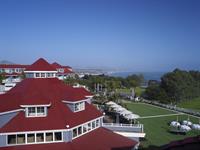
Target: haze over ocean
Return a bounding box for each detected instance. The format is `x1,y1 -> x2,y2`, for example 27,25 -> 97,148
110,71 -> 165,81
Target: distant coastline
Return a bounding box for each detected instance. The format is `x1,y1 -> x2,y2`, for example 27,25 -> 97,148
109,71 -> 165,81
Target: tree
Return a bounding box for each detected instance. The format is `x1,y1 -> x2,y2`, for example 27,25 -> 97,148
0,73 -> 5,84
145,69 -> 200,104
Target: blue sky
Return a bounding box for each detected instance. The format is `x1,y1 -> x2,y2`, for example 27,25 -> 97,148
0,0 -> 200,72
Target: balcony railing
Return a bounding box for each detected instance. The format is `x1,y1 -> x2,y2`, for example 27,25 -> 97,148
102,123 -> 144,133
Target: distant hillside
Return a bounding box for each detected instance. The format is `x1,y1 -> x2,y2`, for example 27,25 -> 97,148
0,60 -> 15,64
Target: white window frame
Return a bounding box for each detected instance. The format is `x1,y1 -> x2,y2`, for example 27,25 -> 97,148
7,130 -> 63,146
26,107 -> 47,117
74,102 -> 85,112
71,117 -> 102,140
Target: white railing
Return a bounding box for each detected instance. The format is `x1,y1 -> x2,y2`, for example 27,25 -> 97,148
102,123 -> 144,133
102,123 -> 142,128
2,78 -> 22,84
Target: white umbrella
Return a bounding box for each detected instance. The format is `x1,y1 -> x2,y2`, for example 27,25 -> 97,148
192,124 -> 200,130
180,125 -> 191,132
182,120 -> 192,126
170,121 -> 180,127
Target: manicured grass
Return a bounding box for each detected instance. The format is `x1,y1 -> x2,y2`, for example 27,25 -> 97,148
139,115 -> 200,149
117,88 -> 131,94
177,97 -> 200,112
135,87 -> 145,97
125,103 -> 175,117
124,102 -> 200,149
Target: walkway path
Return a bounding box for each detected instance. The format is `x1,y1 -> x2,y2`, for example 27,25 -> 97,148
138,113 -> 183,119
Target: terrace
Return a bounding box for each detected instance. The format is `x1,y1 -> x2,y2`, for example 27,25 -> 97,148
102,123 -> 145,141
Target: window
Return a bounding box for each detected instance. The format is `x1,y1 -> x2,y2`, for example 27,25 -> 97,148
35,73 -> 40,78
27,107 -> 46,117
88,122 -> 91,131
74,102 -> 85,112
36,133 -> 44,142
74,103 -> 79,111
83,124 -> 87,133
8,135 -> 16,145
41,73 -> 45,78
78,126 -> 82,135
7,131 -> 63,145
37,107 -> 45,116
92,121 -> 95,129
71,118 -> 101,139
54,132 -> 62,141
28,107 -> 36,116
46,132 -> 53,142
47,73 -> 51,78
27,133 -> 35,143
72,128 -> 77,138
96,119 -> 100,127
58,68 -> 64,73
17,134 -> 25,144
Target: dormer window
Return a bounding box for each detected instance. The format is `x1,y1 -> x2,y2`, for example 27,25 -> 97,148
25,107 -> 47,117
58,68 -> 64,73
62,100 -> 86,112
74,102 -> 85,112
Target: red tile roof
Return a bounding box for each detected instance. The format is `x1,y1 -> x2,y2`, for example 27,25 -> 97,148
0,103 -> 102,132
51,62 -> 62,68
0,78 -> 92,112
0,64 -> 28,69
0,78 -> 102,132
52,62 -> 73,74
0,128 -> 137,150
25,58 -> 56,71
162,135 -> 200,150
71,127 -> 137,150
73,87 -> 93,97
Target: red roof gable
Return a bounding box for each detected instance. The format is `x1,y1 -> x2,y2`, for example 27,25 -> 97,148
52,62 -> 73,74
51,62 -> 62,68
25,58 -> 56,71
71,127 -> 137,150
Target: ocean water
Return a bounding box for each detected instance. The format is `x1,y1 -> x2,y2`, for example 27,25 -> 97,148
110,72 -> 165,81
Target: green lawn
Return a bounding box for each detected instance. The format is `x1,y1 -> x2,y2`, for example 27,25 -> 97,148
124,102 -> 200,149
125,103 -> 175,117
135,87 -> 146,97
117,88 -> 131,94
177,97 -> 200,112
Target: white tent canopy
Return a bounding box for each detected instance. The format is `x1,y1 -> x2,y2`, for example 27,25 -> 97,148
124,114 -> 140,120
106,101 -> 140,120
106,101 -> 116,105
